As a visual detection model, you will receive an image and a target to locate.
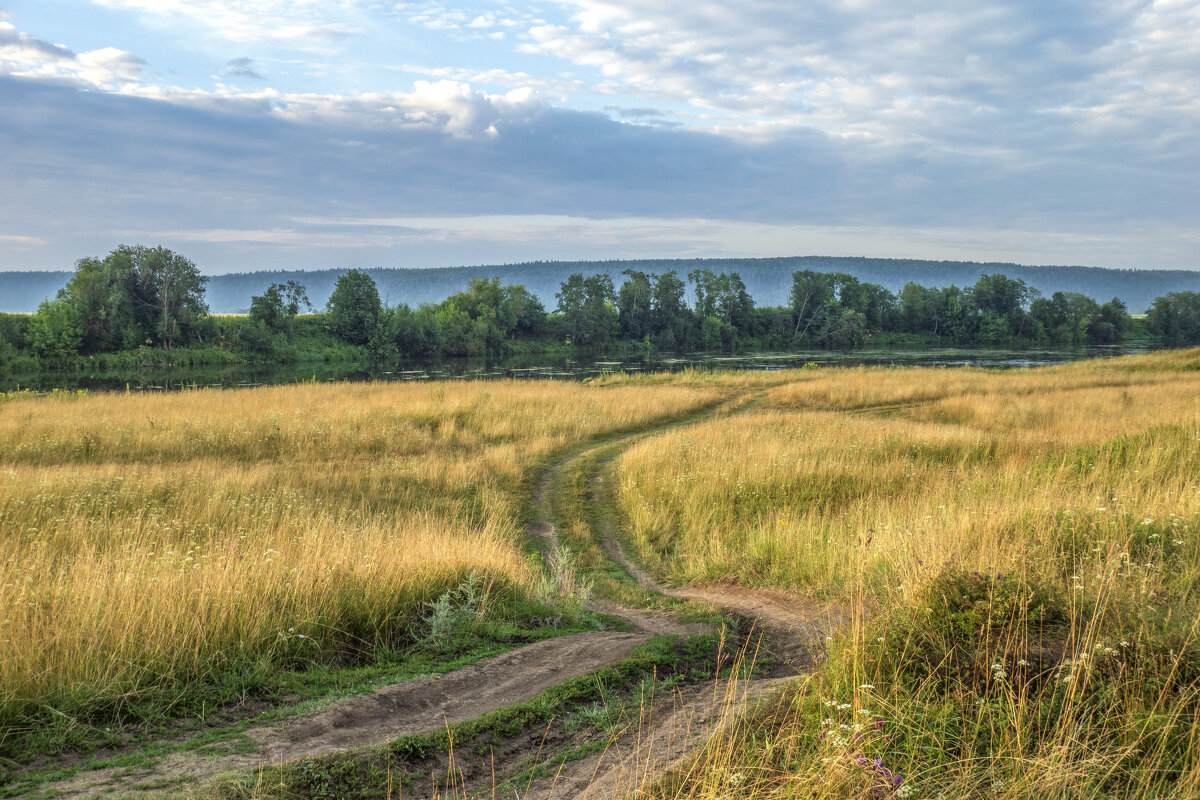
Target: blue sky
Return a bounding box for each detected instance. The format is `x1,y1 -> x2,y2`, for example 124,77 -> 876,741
1,0 -> 1197,273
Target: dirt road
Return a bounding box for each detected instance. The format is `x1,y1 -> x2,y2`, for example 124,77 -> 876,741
30,387 -> 835,800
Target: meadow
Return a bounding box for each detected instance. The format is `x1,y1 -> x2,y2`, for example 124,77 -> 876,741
0,378 -> 722,758
3,350 -> 1199,799
616,348 -> 1200,798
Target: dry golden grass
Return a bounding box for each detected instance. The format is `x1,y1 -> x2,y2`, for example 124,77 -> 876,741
618,358 -> 1200,599
0,378 -> 722,740
616,351 -> 1200,799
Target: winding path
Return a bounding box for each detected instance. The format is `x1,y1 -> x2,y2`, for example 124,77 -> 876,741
32,386 -> 839,799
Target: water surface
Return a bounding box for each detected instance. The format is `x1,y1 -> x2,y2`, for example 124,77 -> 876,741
2,343 -> 1152,394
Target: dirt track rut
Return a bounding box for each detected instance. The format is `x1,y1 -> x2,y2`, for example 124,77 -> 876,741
34,388 -> 835,799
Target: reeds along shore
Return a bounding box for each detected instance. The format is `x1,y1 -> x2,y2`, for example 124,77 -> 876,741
616,349 -> 1200,799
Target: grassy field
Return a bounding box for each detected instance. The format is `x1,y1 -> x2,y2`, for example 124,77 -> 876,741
0,378 -> 722,759
617,349 -> 1200,799
4,351 -> 1199,799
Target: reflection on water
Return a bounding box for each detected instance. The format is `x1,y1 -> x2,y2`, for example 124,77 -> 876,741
2,344 -> 1153,394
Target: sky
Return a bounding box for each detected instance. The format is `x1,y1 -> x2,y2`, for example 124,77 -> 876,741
0,0 -> 1198,274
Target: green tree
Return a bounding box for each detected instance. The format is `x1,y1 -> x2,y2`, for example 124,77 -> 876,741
500,284 -> 546,339
897,282 -> 939,335
436,303 -> 495,356
249,280 -> 310,339
61,254 -> 141,352
133,246 -> 209,349
650,271 -> 690,349
689,269 -> 753,346
712,272 -> 754,332
789,270 -> 837,343
968,274 -> 1037,341
837,277 -> 895,330
29,298 -> 83,361
326,270 -> 382,345
1031,291 -> 1097,343
43,245 -> 209,354
700,315 -> 726,351
1088,298 -> 1128,344
388,304 -> 443,358
617,270 -> 654,340
556,273 -> 617,348
1145,292 -> 1200,346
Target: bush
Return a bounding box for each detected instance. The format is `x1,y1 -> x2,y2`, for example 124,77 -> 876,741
28,298 -> 82,363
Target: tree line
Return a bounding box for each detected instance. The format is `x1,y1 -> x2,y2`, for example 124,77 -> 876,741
6,246 -> 1200,365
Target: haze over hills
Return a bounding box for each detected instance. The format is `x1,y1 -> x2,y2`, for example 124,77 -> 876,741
2,257 -> 1197,315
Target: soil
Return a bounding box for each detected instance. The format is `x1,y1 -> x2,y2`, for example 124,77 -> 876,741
27,389 -> 839,800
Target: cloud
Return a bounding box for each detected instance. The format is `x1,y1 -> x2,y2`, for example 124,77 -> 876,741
391,2 -> 537,41
0,3 -> 1197,271
225,56 -> 264,80
247,81 -> 547,138
0,21 -> 143,88
0,20 -> 74,61
509,0 -> 1199,158
89,0 -> 364,49
0,15 -> 546,139
605,105 -> 663,118
0,234 -> 45,245
391,63 -> 588,95
3,69 -> 1195,268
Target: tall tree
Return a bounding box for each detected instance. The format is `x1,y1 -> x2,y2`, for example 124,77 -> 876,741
968,273 -> 1037,340
651,271 -> 690,348
133,246 -> 209,350
1145,292 -> 1200,346
326,270 -> 382,345
617,270 -> 654,340
789,271 -> 836,342
500,284 -> 546,338
61,255 -> 140,352
57,245 -> 208,351
556,272 -> 616,348
1089,298 -> 1128,344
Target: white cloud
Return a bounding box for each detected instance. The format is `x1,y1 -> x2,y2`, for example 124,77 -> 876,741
0,21 -> 144,88
509,0 -> 1200,155
255,81 -> 545,137
134,227 -> 380,247
2,1 -> 1198,271
391,62 -> 587,94
88,0 -> 365,48
0,234 -> 45,245
1,16 -> 546,138
390,1 -> 536,39
238,213 -> 1200,267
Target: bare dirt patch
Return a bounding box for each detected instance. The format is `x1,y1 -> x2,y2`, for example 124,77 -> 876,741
38,633 -> 650,799
588,473 -> 839,673
30,386 -> 836,800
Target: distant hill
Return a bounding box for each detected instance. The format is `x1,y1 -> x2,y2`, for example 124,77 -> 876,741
0,271 -> 72,313
3,258 -> 1197,314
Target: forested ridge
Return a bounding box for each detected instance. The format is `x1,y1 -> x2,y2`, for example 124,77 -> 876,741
6,246 -> 1200,377
3,255 -> 1198,314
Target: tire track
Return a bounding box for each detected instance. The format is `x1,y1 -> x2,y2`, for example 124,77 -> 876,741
34,384 -> 831,799
520,387 -> 846,799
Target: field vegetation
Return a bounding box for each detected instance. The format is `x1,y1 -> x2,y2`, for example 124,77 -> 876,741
0,378 -> 721,760
4,349 -> 1199,799
616,349 -> 1200,798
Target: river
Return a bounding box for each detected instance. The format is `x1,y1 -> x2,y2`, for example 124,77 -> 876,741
0,343 -> 1156,394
